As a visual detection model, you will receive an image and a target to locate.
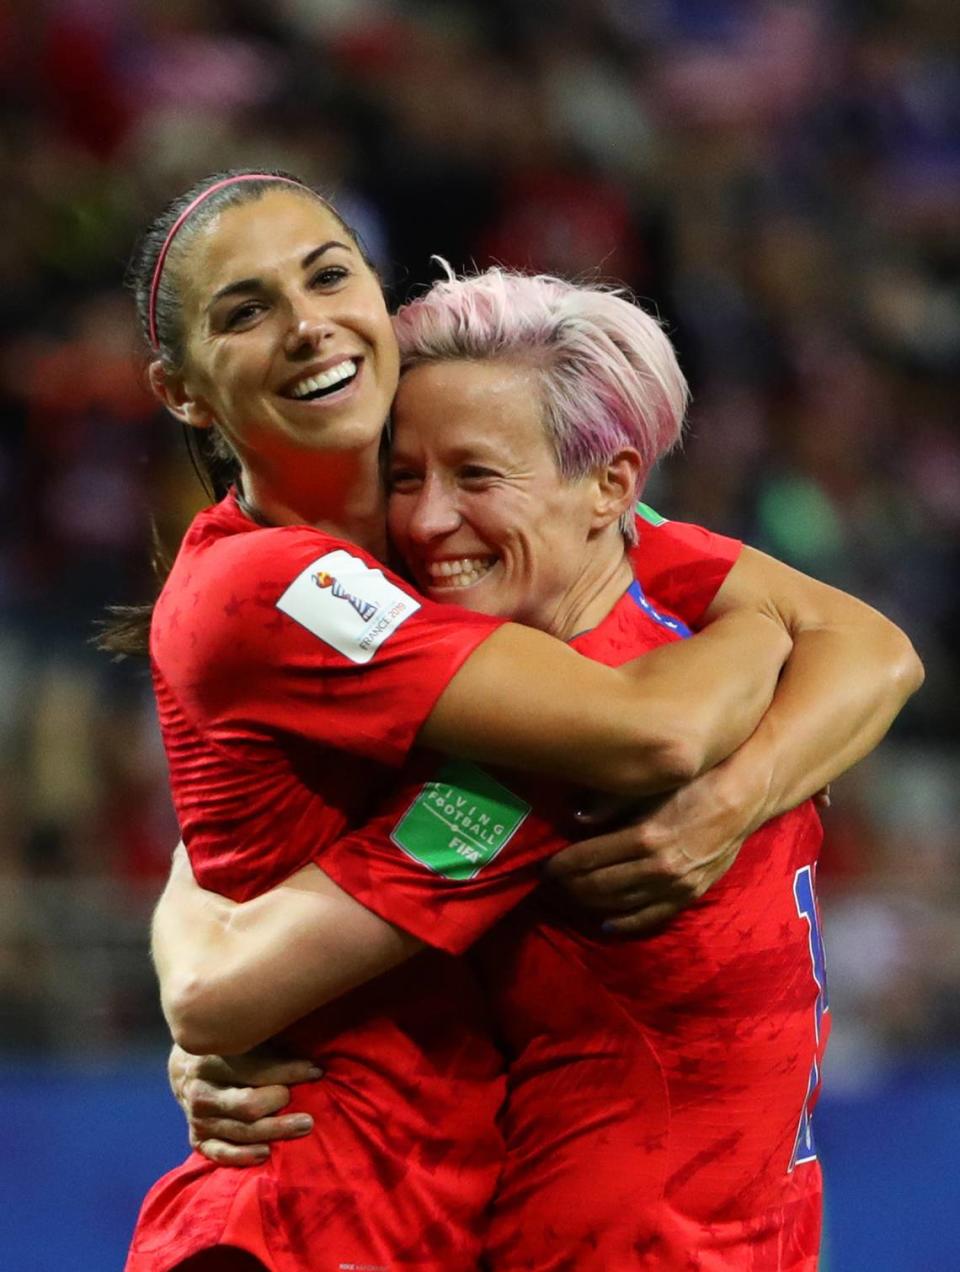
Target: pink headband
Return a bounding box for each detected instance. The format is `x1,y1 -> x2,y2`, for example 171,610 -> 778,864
147,173 -> 307,350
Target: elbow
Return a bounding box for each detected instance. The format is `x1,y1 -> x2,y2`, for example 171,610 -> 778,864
655,730 -> 713,785
611,730 -> 705,795
893,633 -> 925,699
881,622 -> 925,703
163,973 -> 216,1055
163,974 -> 251,1057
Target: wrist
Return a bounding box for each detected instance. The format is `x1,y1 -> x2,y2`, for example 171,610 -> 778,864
710,748 -> 774,838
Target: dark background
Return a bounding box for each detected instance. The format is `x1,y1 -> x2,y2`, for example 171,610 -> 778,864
1,2 -> 958,1268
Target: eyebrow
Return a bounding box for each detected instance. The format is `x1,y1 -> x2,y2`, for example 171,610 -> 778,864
209,241 -> 351,306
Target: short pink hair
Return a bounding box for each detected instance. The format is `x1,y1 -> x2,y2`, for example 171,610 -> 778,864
392,265 -> 689,541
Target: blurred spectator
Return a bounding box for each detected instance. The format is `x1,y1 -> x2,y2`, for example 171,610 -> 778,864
1,0 -> 957,1068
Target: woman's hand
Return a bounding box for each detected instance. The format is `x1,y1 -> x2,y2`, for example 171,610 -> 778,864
545,761 -> 767,934
168,1044 -> 321,1167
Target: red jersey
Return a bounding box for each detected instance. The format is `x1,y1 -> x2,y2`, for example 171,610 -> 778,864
475,585 -> 828,1271
324,551 -> 827,1270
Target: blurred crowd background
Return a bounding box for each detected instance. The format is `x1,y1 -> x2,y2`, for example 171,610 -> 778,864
0,0 -> 958,1262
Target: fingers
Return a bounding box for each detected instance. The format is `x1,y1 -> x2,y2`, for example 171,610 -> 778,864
562,852 -> 738,912
545,827 -> 649,879
548,818 -> 746,934
184,1068 -> 318,1168
191,1110 -> 314,1148
186,1078 -> 294,1123
551,852 -> 702,910
193,1138 -> 272,1168
194,1052 -> 322,1088
584,852 -> 738,933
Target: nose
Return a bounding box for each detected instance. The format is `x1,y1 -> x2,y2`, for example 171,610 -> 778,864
283,299 -> 335,356
406,474 -> 461,543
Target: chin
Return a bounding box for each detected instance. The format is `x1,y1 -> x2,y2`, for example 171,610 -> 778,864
444,591 -> 512,620
301,416 -> 386,453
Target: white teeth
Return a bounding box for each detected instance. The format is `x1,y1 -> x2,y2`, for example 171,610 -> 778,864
290,359 -> 357,399
426,557 -> 495,587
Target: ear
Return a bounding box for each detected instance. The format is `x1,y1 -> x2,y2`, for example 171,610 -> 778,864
590,448 -> 642,532
147,360 -> 214,430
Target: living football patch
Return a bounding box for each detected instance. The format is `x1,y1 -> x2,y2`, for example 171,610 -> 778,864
391,759 -> 531,881
276,549 -> 420,664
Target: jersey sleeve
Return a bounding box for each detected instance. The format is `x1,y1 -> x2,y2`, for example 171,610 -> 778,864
169,525 -> 503,768
319,758 -> 567,955
630,503 -> 743,628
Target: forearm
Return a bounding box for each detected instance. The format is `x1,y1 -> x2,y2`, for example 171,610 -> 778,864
423,613 -> 789,797
153,849 -> 418,1056
708,616 -> 923,832
152,847 -> 260,1054
620,609 -> 791,777
152,844 -> 233,1025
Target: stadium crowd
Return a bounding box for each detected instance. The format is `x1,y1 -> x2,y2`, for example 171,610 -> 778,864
0,0 -> 957,1077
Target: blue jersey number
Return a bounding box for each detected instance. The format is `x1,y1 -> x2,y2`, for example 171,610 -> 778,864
789,864 -> 829,1171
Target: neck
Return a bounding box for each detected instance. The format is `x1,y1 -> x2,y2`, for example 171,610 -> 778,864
548,533 -> 635,642
239,444 -> 388,558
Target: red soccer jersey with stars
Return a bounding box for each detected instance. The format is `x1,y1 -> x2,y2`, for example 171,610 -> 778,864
132,489 -> 511,1272
475,589 -> 828,1271
323,574 -> 828,1271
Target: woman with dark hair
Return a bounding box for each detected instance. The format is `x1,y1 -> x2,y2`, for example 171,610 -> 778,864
121,172 -> 920,1270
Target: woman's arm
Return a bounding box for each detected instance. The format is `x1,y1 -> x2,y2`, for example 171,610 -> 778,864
157,608 -> 789,1054
155,845 -> 421,1056
419,607 -> 791,794
547,548 -> 924,931
218,528 -> 787,800
699,546 -> 923,817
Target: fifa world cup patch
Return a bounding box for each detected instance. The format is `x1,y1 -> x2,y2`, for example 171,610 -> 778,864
276,549 -> 420,664
391,760 -> 531,881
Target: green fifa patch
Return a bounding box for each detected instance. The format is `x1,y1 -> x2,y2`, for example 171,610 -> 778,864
635,500 -> 668,526
391,760 -> 531,881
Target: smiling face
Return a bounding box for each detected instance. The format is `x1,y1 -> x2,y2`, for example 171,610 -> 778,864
388,359 -> 632,637
168,188 -> 399,471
